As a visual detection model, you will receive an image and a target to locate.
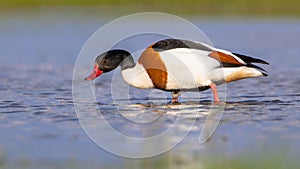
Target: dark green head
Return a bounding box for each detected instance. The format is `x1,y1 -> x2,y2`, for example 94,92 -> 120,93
85,49 -> 134,81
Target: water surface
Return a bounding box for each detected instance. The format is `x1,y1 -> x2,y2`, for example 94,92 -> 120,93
0,11 -> 300,168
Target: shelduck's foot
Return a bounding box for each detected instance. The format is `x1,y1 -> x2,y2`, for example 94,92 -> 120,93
172,97 -> 178,102
170,98 -> 181,104
214,99 -> 221,104
170,91 -> 181,104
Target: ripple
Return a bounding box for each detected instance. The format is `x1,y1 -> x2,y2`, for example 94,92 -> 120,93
0,101 -> 26,109
0,100 -> 14,103
270,117 -> 284,121
32,111 -> 47,115
40,92 -> 55,96
34,133 -> 60,139
1,110 -> 24,114
0,105 -> 26,109
31,106 -> 47,111
53,118 -> 78,123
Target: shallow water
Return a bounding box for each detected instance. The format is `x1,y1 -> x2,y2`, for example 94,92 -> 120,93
0,11 -> 300,168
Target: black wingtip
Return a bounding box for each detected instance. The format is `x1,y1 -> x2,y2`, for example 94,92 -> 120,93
262,72 -> 268,76
247,63 -> 267,72
232,52 -> 269,65
260,60 -> 270,65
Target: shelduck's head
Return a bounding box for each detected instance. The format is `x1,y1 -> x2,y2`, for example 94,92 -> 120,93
84,49 -> 134,81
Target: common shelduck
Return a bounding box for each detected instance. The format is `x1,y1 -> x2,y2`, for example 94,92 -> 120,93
85,39 -> 269,103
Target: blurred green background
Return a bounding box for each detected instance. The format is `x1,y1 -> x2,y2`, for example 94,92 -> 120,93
1,0 -> 300,16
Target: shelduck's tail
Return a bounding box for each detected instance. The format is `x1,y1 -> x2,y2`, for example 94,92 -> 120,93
219,52 -> 269,83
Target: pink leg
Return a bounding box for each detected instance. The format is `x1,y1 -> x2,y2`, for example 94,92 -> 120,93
171,91 -> 181,103
171,97 -> 178,103
209,83 -> 220,103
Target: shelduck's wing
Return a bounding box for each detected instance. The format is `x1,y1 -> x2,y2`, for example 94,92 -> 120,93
150,38 -> 269,73
207,50 -> 245,66
208,49 -> 269,74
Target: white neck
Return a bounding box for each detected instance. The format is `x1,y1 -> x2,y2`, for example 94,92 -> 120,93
121,63 -> 154,89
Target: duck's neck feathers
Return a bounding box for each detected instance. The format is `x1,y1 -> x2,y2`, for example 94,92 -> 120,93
121,60 -> 154,89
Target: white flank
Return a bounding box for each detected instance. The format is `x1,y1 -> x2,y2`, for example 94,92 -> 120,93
159,48 -> 222,90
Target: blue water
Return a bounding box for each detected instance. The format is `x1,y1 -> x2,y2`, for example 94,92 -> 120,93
0,10 -> 300,168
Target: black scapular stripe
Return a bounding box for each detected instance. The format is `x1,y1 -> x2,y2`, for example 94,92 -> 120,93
152,39 -> 212,52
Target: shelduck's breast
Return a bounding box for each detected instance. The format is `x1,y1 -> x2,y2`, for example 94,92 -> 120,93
121,63 -> 154,89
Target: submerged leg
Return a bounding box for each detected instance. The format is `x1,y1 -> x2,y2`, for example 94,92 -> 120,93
209,83 -> 220,103
171,91 -> 181,103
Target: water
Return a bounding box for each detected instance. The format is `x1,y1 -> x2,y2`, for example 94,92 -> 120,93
0,11 -> 300,168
